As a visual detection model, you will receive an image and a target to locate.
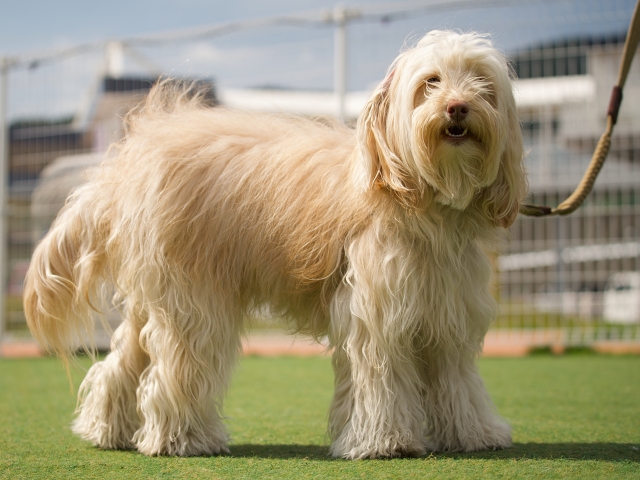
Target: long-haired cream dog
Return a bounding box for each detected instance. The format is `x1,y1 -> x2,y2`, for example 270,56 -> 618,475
25,30 -> 526,458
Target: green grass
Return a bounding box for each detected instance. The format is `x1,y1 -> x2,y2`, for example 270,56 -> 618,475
1,354 -> 639,479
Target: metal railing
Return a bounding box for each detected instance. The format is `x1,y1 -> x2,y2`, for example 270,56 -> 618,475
1,0 -> 638,352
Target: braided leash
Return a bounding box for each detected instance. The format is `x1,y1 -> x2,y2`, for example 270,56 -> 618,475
519,0 -> 640,217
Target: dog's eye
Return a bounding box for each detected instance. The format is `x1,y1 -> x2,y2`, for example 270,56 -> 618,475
416,76 -> 441,106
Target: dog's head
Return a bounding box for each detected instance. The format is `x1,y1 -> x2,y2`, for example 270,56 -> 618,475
357,30 -> 526,227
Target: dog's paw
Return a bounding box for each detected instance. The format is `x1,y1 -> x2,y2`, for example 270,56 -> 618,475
476,419 -> 512,451
134,433 -> 230,457
133,420 -> 230,456
72,415 -> 137,451
330,435 -> 427,459
333,446 -> 426,460
428,418 -> 512,453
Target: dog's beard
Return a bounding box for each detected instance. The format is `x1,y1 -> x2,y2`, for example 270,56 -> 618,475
429,140 -> 488,209
410,104 -> 501,210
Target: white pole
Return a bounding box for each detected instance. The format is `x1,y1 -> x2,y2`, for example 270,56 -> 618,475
333,4 -> 347,122
0,57 -> 9,354
106,41 -> 125,78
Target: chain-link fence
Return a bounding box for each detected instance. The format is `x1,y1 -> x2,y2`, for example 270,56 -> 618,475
1,0 -> 638,352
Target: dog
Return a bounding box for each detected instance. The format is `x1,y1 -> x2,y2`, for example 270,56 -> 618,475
24,30 -> 526,458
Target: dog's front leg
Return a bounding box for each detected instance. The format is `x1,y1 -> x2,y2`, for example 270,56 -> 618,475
419,247 -> 512,453
327,282 -> 428,459
420,343 -> 512,452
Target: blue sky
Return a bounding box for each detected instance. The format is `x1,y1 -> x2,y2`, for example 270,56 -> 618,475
1,0 -> 635,54
2,0 -> 405,55
1,0 -> 636,120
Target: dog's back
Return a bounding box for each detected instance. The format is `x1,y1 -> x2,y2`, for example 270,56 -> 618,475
24,81 -> 376,356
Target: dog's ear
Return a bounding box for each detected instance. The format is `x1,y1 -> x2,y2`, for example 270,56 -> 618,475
477,94 -> 527,228
356,69 -> 420,207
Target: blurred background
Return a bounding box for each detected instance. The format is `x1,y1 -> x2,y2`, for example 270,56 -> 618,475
0,0 -> 639,353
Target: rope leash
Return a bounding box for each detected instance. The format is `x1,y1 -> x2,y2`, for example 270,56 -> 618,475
519,0 -> 640,217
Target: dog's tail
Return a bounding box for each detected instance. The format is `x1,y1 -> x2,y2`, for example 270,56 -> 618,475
23,78 -> 212,362
23,184 -> 108,362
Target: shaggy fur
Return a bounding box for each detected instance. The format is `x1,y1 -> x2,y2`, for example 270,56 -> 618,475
24,30 -> 526,458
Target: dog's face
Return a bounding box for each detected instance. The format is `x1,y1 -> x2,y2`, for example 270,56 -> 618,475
358,31 -> 525,227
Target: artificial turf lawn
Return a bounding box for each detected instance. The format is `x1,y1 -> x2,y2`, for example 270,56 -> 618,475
0,354 -> 638,479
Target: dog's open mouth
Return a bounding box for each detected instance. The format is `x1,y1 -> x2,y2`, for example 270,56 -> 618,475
444,124 -> 469,141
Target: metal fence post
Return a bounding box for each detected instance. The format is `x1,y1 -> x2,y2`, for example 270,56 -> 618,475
0,57 -> 9,354
333,4 -> 347,122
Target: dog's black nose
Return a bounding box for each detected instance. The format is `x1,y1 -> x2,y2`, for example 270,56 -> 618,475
446,100 -> 469,122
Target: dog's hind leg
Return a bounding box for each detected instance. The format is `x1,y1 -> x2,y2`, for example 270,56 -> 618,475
72,303 -> 149,450
132,288 -> 241,456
